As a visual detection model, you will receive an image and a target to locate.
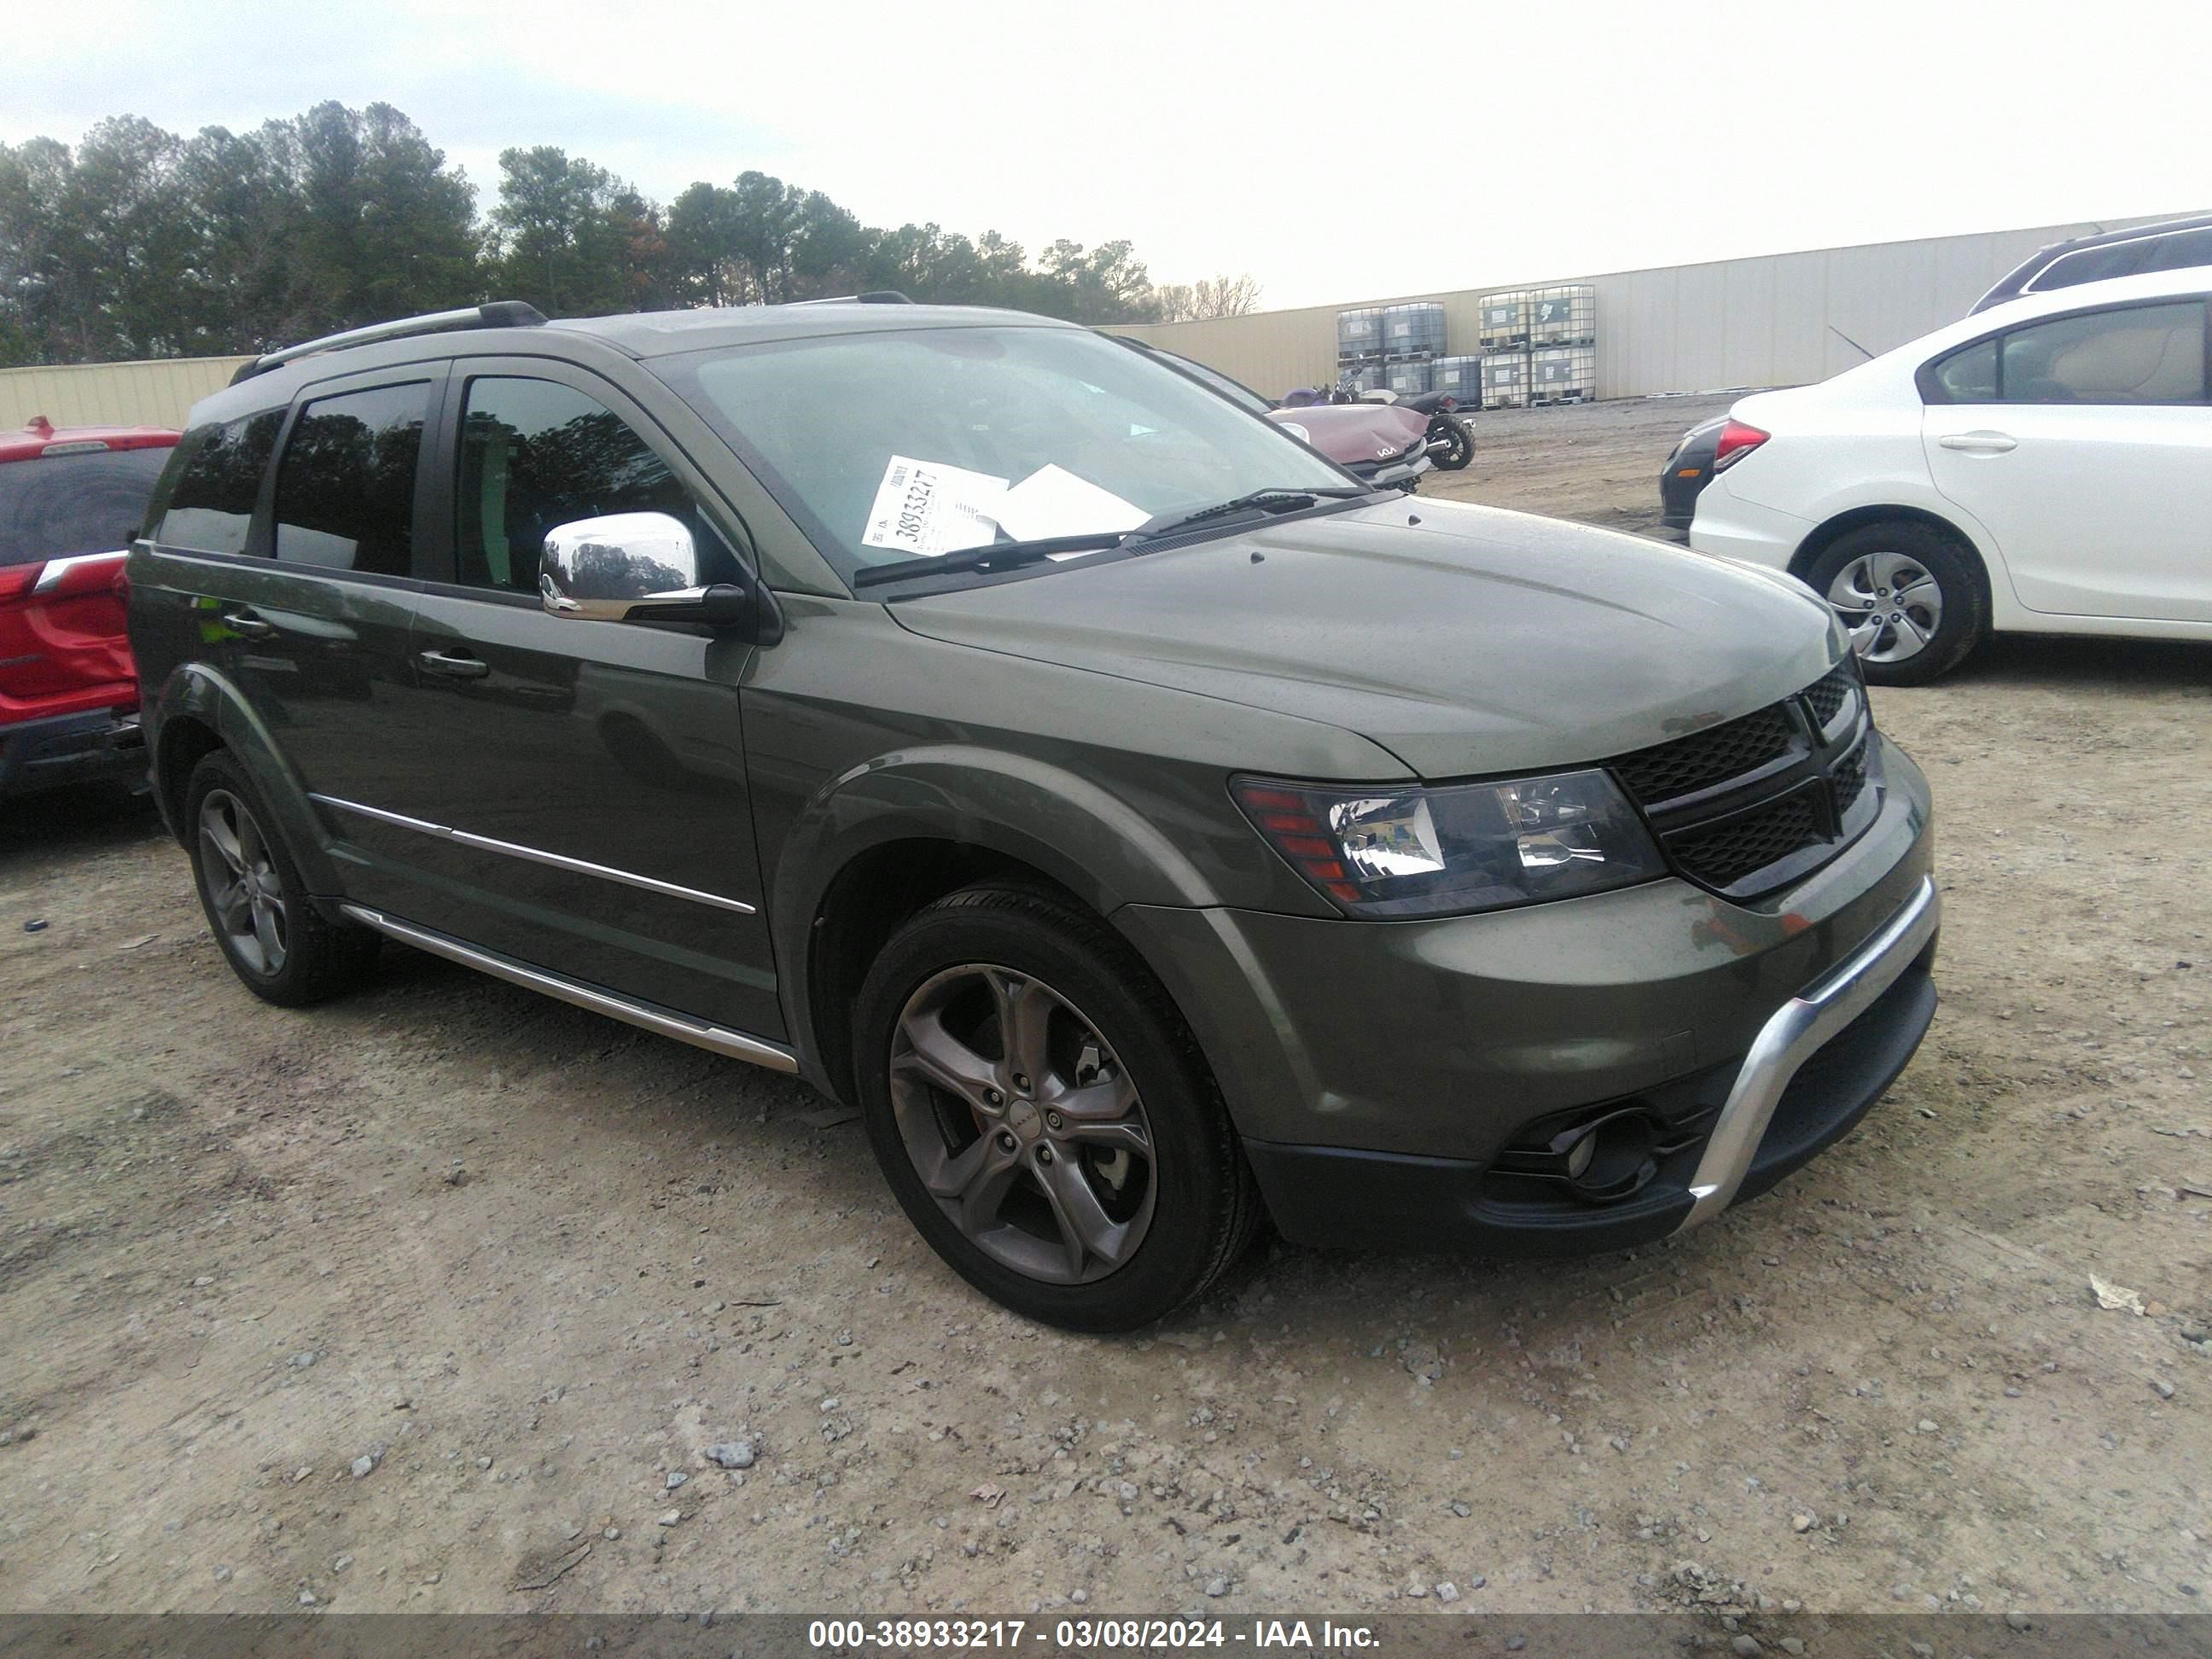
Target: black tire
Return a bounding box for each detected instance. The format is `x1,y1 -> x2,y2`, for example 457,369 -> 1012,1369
1432,416 -> 1473,470
1802,521 -> 1988,686
852,881 -> 1260,1331
184,750 -> 379,1007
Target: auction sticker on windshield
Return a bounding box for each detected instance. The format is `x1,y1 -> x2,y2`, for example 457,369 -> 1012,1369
863,456 -> 1007,556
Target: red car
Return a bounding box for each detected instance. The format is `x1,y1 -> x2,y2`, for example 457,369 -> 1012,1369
0,417 -> 180,800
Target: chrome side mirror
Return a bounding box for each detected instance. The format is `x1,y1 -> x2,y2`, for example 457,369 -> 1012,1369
540,512 -> 708,620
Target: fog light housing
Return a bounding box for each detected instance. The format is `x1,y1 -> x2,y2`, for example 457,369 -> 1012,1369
1558,1110 -> 1659,1202
1491,1104 -> 1668,1206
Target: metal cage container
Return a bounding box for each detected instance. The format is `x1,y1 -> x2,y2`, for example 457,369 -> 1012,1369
1340,361 -> 1388,395
1528,284 -> 1597,347
1530,345 -> 1597,405
1477,291 -> 1529,353
1336,308 -> 1386,361
1384,358 -> 1434,397
1429,356 -> 1483,405
1381,302 -> 1447,359
1481,352 -> 1530,410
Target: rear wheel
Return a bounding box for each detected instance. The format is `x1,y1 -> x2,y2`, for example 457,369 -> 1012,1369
1803,521 -> 1986,685
852,882 -> 1258,1330
185,751 -> 378,1006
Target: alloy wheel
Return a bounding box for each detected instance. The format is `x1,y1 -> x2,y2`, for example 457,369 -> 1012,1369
1826,550 -> 1943,664
198,789 -> 288,976
888,963 -> 1157,1284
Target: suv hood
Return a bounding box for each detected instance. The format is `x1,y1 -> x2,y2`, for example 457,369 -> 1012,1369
893,498 -> 1840,779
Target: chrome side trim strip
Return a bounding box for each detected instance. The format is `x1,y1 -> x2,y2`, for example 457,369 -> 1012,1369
310,793 -> 757,915
340,904 -> 798,1074
32,549 -> 127,594
1674,874 -> 1940,1232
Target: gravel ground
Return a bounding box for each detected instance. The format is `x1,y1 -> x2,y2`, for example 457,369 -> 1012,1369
2,394 -> 2206,1620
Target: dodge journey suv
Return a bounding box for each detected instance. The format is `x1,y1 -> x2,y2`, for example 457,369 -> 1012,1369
128,298 -> 1939,1330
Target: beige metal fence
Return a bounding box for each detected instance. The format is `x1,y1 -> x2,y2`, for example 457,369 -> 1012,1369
1109,213 -> 2204,402
1,357 -> 253,433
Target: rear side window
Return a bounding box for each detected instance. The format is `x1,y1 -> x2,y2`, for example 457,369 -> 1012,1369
2141,227 -> 2212,274
0,446 -> 173,566
1924,301 -> 2208,406
2033,229 -> 2212,293
454,376 -> 703,595
2000,302 -> 2206,405
273,382 -> 431,576
2031,242 -> 2151,293
152,411 -> 282,555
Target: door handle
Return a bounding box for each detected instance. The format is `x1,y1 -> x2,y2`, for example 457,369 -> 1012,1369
417,649 -> 491,680
220,609 -> 276,639
1939,432 -> 2017,453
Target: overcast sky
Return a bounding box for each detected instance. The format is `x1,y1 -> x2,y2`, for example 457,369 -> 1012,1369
10,1 -> 2208,313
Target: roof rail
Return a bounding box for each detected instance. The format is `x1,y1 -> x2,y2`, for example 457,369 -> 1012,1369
230,301 -> 550,384
787,291 -> 914,306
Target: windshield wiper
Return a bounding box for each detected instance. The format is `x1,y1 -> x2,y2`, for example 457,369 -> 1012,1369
849,486 -> 1377,591
851,532 -> 1130,590
1122,486 -> 1374,547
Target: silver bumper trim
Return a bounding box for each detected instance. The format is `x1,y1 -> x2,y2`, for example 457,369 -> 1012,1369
339,904 -> 799,1074
1675,874 -> 1939,1232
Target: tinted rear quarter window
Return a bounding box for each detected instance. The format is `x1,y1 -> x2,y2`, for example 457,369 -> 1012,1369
2142,227 -> 2212,273
2032,242 -> 2151,293
273,382 -> 431,575
0,446 -> 174,567
152,411 -> 283,555
1930,340 -> 1999,402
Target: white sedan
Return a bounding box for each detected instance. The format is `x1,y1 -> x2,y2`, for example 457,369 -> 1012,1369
1691,266 -> 2211,683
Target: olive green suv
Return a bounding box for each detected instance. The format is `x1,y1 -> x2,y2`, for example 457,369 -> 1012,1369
127,299 -> 1940,1330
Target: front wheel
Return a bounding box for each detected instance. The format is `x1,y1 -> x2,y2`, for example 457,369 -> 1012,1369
852,882 -> 1259,1330
1429,416 -> 1472,470
1802,521 -> 1987,685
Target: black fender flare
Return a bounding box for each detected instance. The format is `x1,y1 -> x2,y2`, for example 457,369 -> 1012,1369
151,661 -> 345,898
768,743 -> 1224,1078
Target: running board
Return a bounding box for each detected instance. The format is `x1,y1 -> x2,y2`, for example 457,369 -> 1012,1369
340,904 -> 800,1075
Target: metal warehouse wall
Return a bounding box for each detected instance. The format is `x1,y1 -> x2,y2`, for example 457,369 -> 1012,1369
1109,213 -> 2203,400
0,356 -> 253,432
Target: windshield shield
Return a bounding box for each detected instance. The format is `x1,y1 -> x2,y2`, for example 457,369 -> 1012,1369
660,324 -> 1353,583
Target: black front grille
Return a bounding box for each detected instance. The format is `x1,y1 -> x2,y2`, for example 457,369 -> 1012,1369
1604,662 -> 1880,899
1613,704 -> 1796,804
1804,662 -> 1859,730
1668,790 -> 1823,888
1831,741 -> 1869,818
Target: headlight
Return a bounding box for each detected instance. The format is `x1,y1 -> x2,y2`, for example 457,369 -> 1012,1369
1232,769 -> 1668,917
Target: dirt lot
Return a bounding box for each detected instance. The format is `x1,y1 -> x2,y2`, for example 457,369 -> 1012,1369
3,394 -> 2206,1622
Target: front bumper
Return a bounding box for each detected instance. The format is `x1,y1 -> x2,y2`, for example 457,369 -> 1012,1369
1117,736 -> 1937,1252
1351,450 -> 1434,490
0,706 -> 147,799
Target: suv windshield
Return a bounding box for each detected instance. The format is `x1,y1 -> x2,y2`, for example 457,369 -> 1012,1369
660,324 -> 1352,582
0,446 -> 172,566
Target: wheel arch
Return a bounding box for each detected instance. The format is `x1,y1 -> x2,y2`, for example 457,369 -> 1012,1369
149,661 -> 344,894
1790,504 -> 1995,617
771,746 -> 1227,1103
